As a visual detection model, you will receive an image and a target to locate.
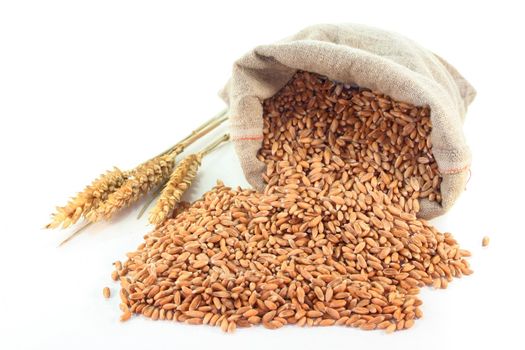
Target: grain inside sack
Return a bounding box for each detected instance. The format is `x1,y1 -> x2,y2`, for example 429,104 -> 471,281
112,71 -> 472,333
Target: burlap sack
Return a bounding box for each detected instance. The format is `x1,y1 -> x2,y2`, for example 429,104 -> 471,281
220,23 -> 476,219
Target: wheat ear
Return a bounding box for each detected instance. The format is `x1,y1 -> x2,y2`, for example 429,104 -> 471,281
148,134 -> 229,225
148,154 -> 201,225
46,167 -> 129,229
135,112 -> 229,220
85,151 -> 178,222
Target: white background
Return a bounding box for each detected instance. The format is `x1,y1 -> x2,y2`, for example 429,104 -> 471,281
1,1 -> 524,349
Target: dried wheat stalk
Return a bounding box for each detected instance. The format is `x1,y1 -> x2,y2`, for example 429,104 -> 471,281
48,110 -> 228,232
50,110 -> 229,246
46,167 -> 129,229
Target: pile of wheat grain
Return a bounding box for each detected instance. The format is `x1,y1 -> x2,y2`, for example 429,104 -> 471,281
112,72 -> 471,332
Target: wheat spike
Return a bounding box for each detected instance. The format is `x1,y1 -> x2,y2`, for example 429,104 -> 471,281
46,167 -> 129,229
86,151 -> 178,222
149,154 -> 202,225
148,134 -> 229,226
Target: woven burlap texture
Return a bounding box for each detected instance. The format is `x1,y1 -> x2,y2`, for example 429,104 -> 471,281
220,23 -> 476,219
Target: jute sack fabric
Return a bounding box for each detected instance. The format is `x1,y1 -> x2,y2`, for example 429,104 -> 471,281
220,23 -> 476,219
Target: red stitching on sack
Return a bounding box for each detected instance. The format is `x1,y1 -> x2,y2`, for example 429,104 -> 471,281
234,135 -> 264,141
439,164 -> 470,175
